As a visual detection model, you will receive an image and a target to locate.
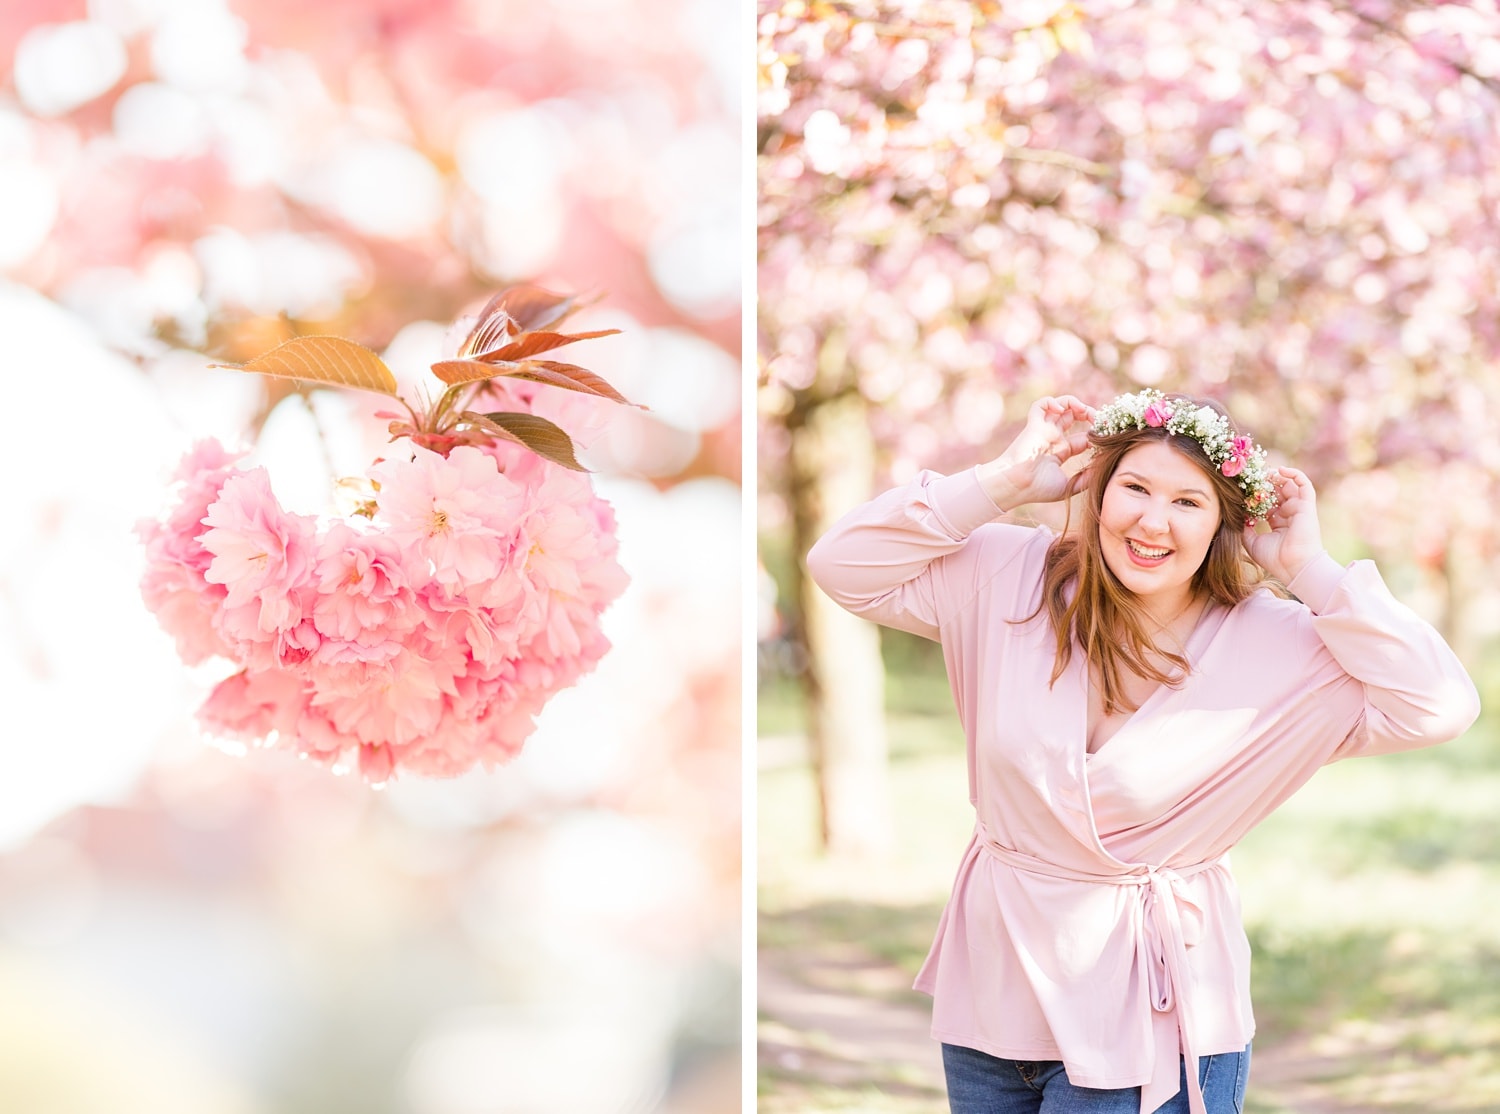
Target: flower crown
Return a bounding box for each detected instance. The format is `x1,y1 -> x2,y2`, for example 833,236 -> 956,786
1091,389 -> 1277,520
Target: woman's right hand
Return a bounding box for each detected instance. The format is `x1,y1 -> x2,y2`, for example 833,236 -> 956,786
975,395 -> 1096,511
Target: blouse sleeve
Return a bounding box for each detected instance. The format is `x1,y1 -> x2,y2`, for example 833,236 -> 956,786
1285,552 -> 1481,760
804,467 -> 1035,641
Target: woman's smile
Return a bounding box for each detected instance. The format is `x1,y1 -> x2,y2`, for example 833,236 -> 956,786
1124,538 -> 1173,565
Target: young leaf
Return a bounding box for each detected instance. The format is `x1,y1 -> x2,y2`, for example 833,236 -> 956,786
479,328 -> 622,363
211,336 -> 400,396
457,292 -> 517,359
461,410 -> 587,471
431,358 -> 506,387
493,285 -> 595,334
502,359 -> 639,406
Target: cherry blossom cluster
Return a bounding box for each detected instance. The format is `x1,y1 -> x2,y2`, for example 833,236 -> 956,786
138,431 -> 627,784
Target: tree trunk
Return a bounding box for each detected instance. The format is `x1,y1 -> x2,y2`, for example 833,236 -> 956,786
788,390 -> 892,856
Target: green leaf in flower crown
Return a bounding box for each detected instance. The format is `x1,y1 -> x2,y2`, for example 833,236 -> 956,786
460,410 -> 587,471
211,336 -> 400,396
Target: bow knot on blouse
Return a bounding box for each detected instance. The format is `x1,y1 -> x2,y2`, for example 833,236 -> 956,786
977,828 -> 1217,1114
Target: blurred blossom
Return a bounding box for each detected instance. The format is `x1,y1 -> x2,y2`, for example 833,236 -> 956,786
542,811 -> 707,923
194,228 -> 367,318
113,82 -> 213,160
0,284 -> 194,849
291,136 -> 447,240
649,198 -> 741,318
457,106 -> 569,205
59,266 -> 173,355
150,1 -> 250,93
207,100 -> 285,187
801,108 -> 851,175
0,152 -> 58,269
615,328 -> 741,433
380,320 -> 451,396
12,21 -> 128,117
402,1005 -> 669,1114
599,410 -> 702,477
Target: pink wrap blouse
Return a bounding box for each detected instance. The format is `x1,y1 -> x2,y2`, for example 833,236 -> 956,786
805,468 -> 1480,1114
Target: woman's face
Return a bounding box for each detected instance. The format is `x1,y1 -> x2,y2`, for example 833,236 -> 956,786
1098,440 -> 1222,613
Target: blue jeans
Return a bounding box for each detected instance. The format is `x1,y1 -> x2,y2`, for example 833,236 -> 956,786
941,1042 -> 1251,1114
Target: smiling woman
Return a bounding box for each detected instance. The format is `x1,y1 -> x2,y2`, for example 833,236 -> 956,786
1019,393 -> 1284,755
805,391 -> 1480,1114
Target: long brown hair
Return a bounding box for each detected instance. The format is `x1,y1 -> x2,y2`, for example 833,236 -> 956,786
1031,394 -> 1274,714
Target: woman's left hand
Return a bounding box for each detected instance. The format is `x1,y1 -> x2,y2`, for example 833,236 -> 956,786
1242,466 -> 1327,584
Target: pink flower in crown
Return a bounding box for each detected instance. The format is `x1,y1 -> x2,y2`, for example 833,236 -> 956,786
1221,435 -> 1252,478
1142,400 -> 1171,427
200,468 -> 318,637
369,444 -> 526,591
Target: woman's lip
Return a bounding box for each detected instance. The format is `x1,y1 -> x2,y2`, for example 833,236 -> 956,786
1125,538 -> 1173,565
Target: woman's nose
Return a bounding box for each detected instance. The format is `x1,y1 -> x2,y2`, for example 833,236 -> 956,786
1137,499 -> 1170,533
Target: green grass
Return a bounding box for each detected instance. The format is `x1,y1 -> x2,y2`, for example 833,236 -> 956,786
759,649 -> 1500,1113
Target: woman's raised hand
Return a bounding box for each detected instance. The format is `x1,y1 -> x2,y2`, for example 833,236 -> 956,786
976,395 -> 1096,511
1241,466 -> 1328,584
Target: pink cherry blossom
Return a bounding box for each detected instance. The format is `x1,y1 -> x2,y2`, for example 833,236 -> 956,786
197,667 -> 308,748
138,560 -> 232,666
369,444 -> 526,590
142,422 -> 627,783
201,468 -> 318,639
312,522 -> 423,643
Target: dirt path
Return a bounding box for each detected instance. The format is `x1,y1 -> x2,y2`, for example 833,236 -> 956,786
757,943 -> 1352,1114
758,944 -> 947,1111
758,951 -> 943,1084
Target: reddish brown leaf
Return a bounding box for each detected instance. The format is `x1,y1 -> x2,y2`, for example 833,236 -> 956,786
430,358 -> 507,386
493,285 -> 594,334
498,359 -> 639,406
461,410 -> 587,471
479,328 -> 622,363
211,336 -> 399,396
457,291 -> 517,359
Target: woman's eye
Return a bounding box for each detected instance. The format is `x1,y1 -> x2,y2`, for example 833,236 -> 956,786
1177,498 -> 1200,508
1125,483 -> 1147,493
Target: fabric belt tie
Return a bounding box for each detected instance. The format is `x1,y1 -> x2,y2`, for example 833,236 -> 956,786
975,825 -> 1219,1114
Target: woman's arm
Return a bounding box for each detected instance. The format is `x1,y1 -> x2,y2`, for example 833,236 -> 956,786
1246,468 -> 1481,756
1288,554 -> 1481,759
805,395 -> 1096,640
806,468 -> 1015,640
